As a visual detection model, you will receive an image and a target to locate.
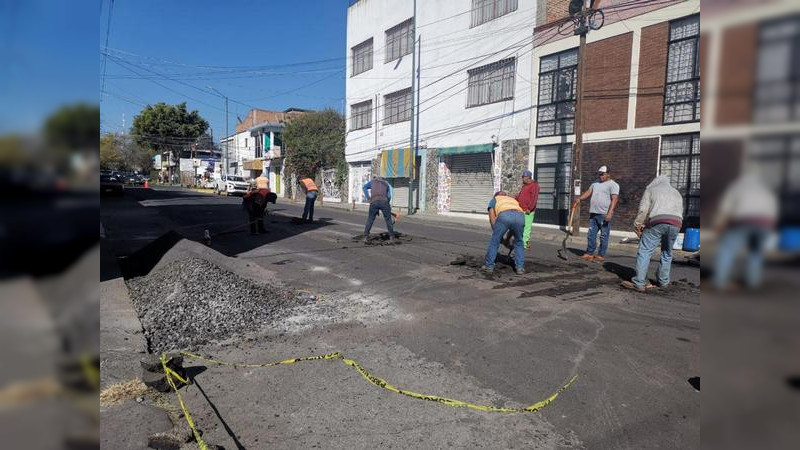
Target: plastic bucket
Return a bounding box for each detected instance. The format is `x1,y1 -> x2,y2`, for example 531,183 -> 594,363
683,227 -> 700,252
779,227 -> 800,251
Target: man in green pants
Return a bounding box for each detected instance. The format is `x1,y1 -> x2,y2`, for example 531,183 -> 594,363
515,170 -> 540,249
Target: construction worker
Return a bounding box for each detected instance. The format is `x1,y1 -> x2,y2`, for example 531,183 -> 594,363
572,165 -> 620,262
299,176 -> 319,223
621,175 -> 684,292
482,191 -> 526,275
243,173 -> 271,235
516,170 -> 540,249
362,176 -> 395,242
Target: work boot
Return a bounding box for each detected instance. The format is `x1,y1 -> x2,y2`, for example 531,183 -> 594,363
480,265 -> 494,274
580,253 -> 594,261
514,267 -> 525,275
363,234 -> 370,244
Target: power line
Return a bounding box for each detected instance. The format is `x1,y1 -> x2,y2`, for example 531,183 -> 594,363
100,0 -> 115,103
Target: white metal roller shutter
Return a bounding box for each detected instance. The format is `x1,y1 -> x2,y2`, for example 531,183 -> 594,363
449,153 -> 494,213
390,178 -> 409,209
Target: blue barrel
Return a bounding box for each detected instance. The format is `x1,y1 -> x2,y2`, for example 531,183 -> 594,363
683,228 -> 700,252
779,227 -> 800,251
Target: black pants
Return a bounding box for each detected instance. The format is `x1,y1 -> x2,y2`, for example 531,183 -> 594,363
364,201 -> 394,236
248,205 -> 266,234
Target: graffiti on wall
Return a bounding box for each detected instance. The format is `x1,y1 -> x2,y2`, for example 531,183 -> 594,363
321,168 -> 341,202
437,158 -> 451,213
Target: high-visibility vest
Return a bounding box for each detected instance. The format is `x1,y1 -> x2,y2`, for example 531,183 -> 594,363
300,178 -> 318,192
256,175 -> 269,189
494,195 -> 523,214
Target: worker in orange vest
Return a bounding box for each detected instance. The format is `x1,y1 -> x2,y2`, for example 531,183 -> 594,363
299,176 -> 319,223
482,191 -> 526,275
243,174 -> 271,234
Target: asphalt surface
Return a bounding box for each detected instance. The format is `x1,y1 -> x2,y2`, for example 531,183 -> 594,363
101,187 -> 700,449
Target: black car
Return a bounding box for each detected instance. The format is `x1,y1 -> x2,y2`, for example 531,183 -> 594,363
100,174 -> 124,196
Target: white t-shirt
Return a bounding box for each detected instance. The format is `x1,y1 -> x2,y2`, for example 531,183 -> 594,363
589,180 -> 620,215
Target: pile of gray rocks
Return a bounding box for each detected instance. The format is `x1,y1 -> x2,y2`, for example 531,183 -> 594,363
126,257 -> 295,353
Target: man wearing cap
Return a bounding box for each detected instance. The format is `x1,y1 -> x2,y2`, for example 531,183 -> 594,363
571,165 -> 620,262
482,191 -> 526,275
516,170 -> 540,250
362,176 -> 395,243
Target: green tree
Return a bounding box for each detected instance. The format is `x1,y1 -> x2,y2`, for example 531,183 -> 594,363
130,102 -> 208,157
283,109 -> 345,186
43,103 -> 100,151
99,133 -> 123,170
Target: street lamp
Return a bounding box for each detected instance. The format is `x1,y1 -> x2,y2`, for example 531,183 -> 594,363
206,86 -> 229,176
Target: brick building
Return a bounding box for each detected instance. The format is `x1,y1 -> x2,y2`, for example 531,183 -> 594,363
529,0 -> 701,231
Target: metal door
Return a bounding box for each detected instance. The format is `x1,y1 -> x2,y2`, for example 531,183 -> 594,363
449,153 -> 494,213
533,144 -> 571,225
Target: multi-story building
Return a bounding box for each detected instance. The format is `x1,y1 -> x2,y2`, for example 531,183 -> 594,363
529,0 -> 701,230
220,108 -> 307,197
346,0 -> 537,214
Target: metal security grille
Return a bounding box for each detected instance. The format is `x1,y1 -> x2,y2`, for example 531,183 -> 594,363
664,15 -> 700,124
471,0 -> 518,28
350,163 -> 372,203
321,168 -> 341,202
659,133 -> 700,227
384,88 -> 412,125
534,144 -> 572,225
390,178 -> 410,209
350,100 -> 372,130
754,15 -> 800,123
467,58 -> 516,107
537,48 -> 578,137
449,153 -> 495,213
352,38 -> 373,76
385,18 -> 413,63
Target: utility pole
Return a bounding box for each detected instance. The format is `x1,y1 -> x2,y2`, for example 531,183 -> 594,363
408,0 -> 417,215
569,0 -> 592,235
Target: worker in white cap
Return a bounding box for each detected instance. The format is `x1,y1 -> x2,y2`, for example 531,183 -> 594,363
571,165 -> 620,262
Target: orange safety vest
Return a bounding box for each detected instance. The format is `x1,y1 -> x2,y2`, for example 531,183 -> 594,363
256,175 -> 269,189
300,178 -> 318,192
493,195 -> 523,214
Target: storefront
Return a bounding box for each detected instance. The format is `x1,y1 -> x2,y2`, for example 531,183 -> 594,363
438,144 -> 495,214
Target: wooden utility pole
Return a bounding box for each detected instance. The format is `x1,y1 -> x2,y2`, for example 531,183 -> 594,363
570,2 -> 590,236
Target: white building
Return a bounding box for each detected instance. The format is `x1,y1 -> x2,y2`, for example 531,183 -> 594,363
346,0 -> 536,214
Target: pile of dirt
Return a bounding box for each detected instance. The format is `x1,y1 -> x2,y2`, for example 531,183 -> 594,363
126,257 -> 296,353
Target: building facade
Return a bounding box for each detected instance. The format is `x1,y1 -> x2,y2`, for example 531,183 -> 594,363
346,0 -> 536,214
529,0 -> 701,230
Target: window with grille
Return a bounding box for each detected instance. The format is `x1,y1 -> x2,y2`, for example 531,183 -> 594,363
384,88 -> 412,125
385,19 -> 413,63
471,0 -> 518,28
351,38 -> 373,76
536,48 -> 578,137
664,15 -> 700,124
753,16 -> 800,123
350,100 -> 373,130
467,58 -> 516,107
659,133 -> 700,225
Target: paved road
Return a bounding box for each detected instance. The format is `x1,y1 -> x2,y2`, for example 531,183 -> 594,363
101,187 -> 699,449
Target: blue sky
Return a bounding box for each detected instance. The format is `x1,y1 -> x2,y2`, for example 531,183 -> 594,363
99,0 -> 348,140
0,0 -> 99,133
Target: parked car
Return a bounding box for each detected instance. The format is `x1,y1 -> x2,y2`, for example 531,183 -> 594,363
100,173 -> 124,196
214,174 -> 249,196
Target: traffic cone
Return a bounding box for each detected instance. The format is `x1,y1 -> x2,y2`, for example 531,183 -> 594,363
203,229 -> 211,246
144,180 -> 149,188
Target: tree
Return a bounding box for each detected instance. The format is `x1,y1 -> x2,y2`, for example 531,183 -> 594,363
44,103 -> 101,151
100,133 -> 123,170
130,102 -> 209,157
282,109 -> 345,186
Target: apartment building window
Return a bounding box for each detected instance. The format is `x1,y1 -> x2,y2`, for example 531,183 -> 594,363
664,15 -> 700,124
467,58 -> 516,107
385,19 -> 413,63
754,16 -> 800,123
537,48 -> 577,137
352,38 -> 373,76
384,88 -> 412,125
351,100 -> 373,130
471,0 -> 518,28
660,133 -> 700,226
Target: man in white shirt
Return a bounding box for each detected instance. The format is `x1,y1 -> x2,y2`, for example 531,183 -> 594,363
572,165 -> 620,262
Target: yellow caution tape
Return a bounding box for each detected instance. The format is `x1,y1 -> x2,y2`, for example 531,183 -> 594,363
80,354 -> 100,390
161,354 -> 207,450
179,351 -> 577,413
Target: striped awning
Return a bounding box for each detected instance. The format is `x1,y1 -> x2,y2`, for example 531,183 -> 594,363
437,143 -> 494,156
380,147 -> 415,178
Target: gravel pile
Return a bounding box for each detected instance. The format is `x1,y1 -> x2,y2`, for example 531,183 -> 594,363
126,257 -> 295,353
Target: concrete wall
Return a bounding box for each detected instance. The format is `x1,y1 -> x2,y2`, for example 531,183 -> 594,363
500,138 -> 530,194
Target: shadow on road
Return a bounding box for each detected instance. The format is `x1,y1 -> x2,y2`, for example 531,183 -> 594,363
192,376 -> 246,450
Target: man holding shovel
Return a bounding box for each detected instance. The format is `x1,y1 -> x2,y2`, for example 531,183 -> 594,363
481,192 -> 526,275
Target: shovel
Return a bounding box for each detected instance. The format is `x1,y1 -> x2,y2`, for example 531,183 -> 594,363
558,204 -> 578,260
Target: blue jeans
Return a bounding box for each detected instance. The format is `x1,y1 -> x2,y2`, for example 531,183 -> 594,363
302,191 -> 317,221
632,224 -> 680,288
586,213 -> 612,257
364,200 -> 394,236
713,225 -> 770,289
484,211 -> 525,270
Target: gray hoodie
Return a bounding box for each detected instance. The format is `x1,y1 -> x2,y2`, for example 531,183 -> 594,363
635,175 -> 684,228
